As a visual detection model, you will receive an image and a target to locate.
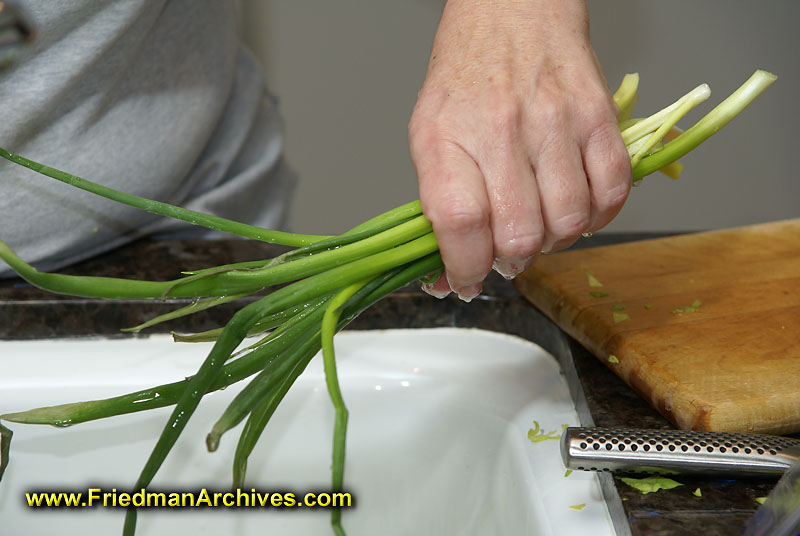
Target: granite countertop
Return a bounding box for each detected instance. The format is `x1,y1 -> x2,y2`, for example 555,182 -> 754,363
0,236 -> 781,535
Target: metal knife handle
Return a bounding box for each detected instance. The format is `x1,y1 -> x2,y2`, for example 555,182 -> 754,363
562,427 -> 800,476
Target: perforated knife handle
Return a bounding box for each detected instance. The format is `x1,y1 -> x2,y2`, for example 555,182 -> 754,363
562,427 -> 800,476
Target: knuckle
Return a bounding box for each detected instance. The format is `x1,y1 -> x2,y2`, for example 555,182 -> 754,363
533,105 -> 567,131
428,195 -> 490,236
550,210 -> 591,239
408,118 -> 439,155
581,99 -> 617,131
609,144 -> 633,178
574,84 -> 617,122
496,230 -> 544,260
597,148 -> 633,203
533,100 -> 569,130
528,102 -> 571,152
595,180 -> 631,213
408,97 -> 454,156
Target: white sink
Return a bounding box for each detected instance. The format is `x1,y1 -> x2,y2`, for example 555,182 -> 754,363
0,328 -> 613,535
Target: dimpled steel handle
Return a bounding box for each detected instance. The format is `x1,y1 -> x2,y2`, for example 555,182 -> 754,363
562,427 -> 800,476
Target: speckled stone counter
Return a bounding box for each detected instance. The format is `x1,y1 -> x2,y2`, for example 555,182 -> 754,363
0,236 -> 783,535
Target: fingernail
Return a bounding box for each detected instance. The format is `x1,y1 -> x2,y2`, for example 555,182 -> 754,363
421,282 -> 451,299
445,274 -> 483,302
455,283 -> 482,303
493,256 -> 535,279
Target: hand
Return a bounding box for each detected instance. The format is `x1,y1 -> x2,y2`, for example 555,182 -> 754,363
409,0 -> 631,301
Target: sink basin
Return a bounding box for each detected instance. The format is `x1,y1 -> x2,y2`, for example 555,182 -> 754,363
0,328 -> 613,535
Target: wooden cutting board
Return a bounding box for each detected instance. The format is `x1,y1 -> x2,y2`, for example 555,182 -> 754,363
514,219 -> 800,434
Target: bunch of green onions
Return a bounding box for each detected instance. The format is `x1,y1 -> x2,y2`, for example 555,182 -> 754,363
0,69 -> 776,535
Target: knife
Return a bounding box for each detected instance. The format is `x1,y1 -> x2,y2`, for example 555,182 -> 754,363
561,426 -> 800,476
742,454 -> 800,536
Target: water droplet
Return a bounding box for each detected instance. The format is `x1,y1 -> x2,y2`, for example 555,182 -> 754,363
581,232 -> 593,238
52,420 -> 73,428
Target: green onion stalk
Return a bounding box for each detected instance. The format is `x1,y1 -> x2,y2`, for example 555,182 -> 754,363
0,69 -> 776,535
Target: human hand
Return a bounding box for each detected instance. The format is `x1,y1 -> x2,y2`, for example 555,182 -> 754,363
409,0 -> 631,301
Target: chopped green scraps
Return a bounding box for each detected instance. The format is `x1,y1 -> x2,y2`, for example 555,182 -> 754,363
672,299 -> 703,314
564,469 -> 573,478
527,421 -> 562,443
644,304 -> 653,310
618,476 -> 683,495
589,291 -> 609,298
755,497 -> 767,505
611,304 -> 627,311
693,488 -> 702,497
608,355 -> 620,364
569,503 -> 586,511
613,312 -> 630,324
586,273 -> 603,288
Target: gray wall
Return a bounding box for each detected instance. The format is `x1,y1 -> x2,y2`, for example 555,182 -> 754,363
240,1 -> 798,236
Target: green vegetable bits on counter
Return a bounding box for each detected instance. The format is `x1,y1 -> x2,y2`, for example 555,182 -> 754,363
527,421 -> 566,443
586,273 -> 604,288
672,299 -> 703,314
613,311 -> 631,324
618,476 -> 684,495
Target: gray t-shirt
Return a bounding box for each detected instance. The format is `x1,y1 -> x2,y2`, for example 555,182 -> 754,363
0,0 -> 294,276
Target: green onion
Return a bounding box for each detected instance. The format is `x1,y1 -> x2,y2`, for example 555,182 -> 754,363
618,476 -> 684,494
0,69 -> 775,536
586,272 -> 604,288
613,312 -> 631,324
0,424 -> 11,481
632,70 -> 777,180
